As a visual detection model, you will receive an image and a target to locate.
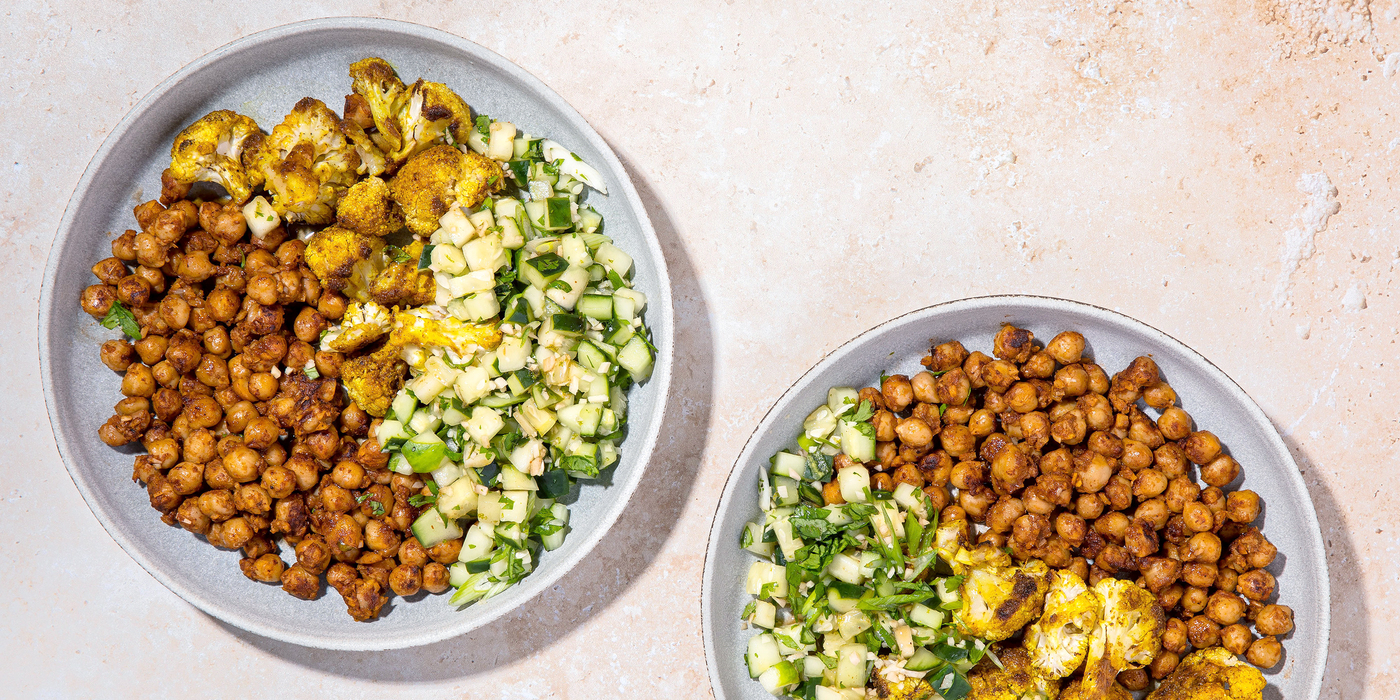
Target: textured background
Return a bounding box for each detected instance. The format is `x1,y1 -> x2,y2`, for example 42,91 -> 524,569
2,1 -> 1395,697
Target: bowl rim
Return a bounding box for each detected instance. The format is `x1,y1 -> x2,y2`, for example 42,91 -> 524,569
700,293 -> 1329,699
38,16 -> 674,650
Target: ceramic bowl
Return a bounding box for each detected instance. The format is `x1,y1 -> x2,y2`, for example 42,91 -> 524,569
39,17 -> 672,651
702,295 -> 1325,699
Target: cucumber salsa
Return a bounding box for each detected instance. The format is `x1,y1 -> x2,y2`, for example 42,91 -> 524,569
364,126 -> 655,608
739,387 -> 992,700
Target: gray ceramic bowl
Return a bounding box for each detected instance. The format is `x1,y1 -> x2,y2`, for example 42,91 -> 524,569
703,296 -> 1326,699
38,18 -> 672,650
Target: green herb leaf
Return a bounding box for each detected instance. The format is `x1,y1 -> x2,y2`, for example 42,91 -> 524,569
370,500 -> 385,516
849,399 -> 875,423
417,244 -> 436,270
408,493 -> 436,507
99,300 -> 142,340
475,114 -> 492,138
386,245 -> 413,264
741,600 -> 756,621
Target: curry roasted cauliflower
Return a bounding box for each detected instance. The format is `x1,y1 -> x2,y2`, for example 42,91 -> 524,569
336,176 -> 404,236
1025,570 -> 1101,679
243,97 -> 361,224
339,343 -> 406,417
389,145 -> 504,236
935,517 -> 974,569
966,646 -> 1059,700
348,57 -> 475,171
955,543 -> 1051,643
1145,648 -> 1265,700
872,668 -> 935,700
1079,578 -> 1166,700
168,110 -> 265,204
303,226 -> 386,301
1058,681 -> 1131,700
369,241 -> 436,307
389,308 -> 502,359
320,301 -> 393,354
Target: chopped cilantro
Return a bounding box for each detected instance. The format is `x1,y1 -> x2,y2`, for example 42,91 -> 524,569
99,300 -> 142,340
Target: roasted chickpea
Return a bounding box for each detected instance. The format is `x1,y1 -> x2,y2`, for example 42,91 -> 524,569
893,417 -> 934,448
100,339 -> 137,372
1247,636 -> 1282,668
284,456 -> 320,492
1041,330 -> 1084,364
1139,557 -> 1182,593
133,335 -> 167,366
939,425 -> 975,457
194,353 -> 230,389
233,483 -> 273,514
1180,430 -> 1222,465
182,394 -> 222,429
871,472 -> 893,492
295,536 -> 333,575
389,564 -> 423,596
1187,615 -> 1222,649
314,350 -> 344,379
157,295 -> 190,330
203,459 -> 236,491
1180,586 -> 1209,614
248,372 -> 278,401
339,403 -> 370,438
881,375 -> 914,412
120,363 -> 156,397
1073,453 -> 1113,493
1255,604 -> 1294,636
910,371 -> 939,403
1161,617 -> 1189,653
1200,454 -> 1241,487
1225,490 -> 1262,523
1164,477 -> 1201,513
1116,669 -> 1149,692
1216,623 -> 1252,655
261,465 -> 297,500
1149,650 -> 1180,680
1183,532 -> 1222,563
985,497 -> 1026,534
822,479 -> 845,505
1237,569 -> 1276,601
224,446 -> 265,483
422,562 -> 450,594
175,498 -> 211,535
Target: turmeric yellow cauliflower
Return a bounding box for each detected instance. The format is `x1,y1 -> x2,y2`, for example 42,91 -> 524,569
320,301 -> 393,353
872,671 -> 935,700
168,110 -> 264,204
1079,578 -> 1166,700
1145,648 -> 1265,700
303,226 -> 386,301
339,343 -> 406,417
336,176 -> 404,236
388,145 -> 504,236
954,543 -> 1051,643
1024,570 -> 1101,679
243,97 -> 361,224
966,646 -> 1060,700
348,57 -> 475,171
389,308 -> 502,357
1059,681 -> 1131,700
934,517 -> 974,569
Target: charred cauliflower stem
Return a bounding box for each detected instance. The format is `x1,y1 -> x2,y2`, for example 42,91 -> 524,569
141,56 -> 649,621
1025,571 -> 1100,680
168,110 -> 264,203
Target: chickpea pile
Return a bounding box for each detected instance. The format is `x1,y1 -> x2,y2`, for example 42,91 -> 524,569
820,325 -> 1291,687
79,178 -> 456,621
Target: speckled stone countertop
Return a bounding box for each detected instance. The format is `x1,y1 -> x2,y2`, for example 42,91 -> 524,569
3,1 -> 1396,697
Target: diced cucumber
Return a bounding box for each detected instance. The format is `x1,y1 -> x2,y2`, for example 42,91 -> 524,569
745,561 -> 789,600
542,196 -> 573,230
824,505 -> 855,527
578,207 -> 603,233
835,643 -> 869,689
430,461 -> 464,488
909,603 -> 945,630
611,293 -> 636,322
758,660 -> 800,694
837,465 -> 870,503
545,265 -> 589,310
540,502 -> 570,551
501,293 -> 532,324
462,233 -> 504,272
403,432 -> 447,473
770,451 -> 807,480
453,366 -> 493,405
839,421 -> 875,463
575,340 -> 609,372
558,234 -> 592,267
747,633 -> 782,679
771,476 -> 801,507
802,655 -> 827,680
749,599 -> 777,629
464,406 -> 505,446
505,368 -> 536,396
606,321 -> 636,346
447,561 -> 471,587
411,508 -> 462,548
549,312 -> 585,337
495,335 -> 532,373
742,521 -> 776,558
476,491 -> 503,524
827,386 -> 860,415
458,291 -> 499,322
836,611 -> 872,640
499,465 -> 538,491
556,402 -> 603,436
458,522 -> 495,562
577,294 -> 612,320
390,393 -> 418,423
437,477 -> 480,518
827,552 -> 864,585
407,409 -> 441,436
827,583 -> 864,613
616,335 -> 653,381
376,419 -> 410,450
442,405 -> 468,426
498,490 -> 531,523
772,517 -> 802,560
906,646 -> 939,672
803,405 -> 839,440
520,252 -> 569,288
388,453 -> 412,475
594,242 -> 633,278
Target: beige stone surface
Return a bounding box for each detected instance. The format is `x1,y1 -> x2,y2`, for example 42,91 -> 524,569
2,0 -> 1396,697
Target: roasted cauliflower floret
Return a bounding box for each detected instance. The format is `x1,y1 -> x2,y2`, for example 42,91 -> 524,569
956,543 -> 1051,642
935,517 -> 975,569
320,301 -> 393,353
370,244 -> 435,307
243,97 -> 361,224
967,646 -> 1060,700
872,667 -> 936,700
389,145 -> 504,236
1059,681 -> 1131,700
1025,570 -> 1101,679
390,308 -> 502,357
1080,578 -> 1166,700
303,226 -> 386,301
336,176 -> 404,236
348,58 -> 474,171
1145,647 -> 1265,700
168,110 -> 264,204
339,343 -> 406,417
